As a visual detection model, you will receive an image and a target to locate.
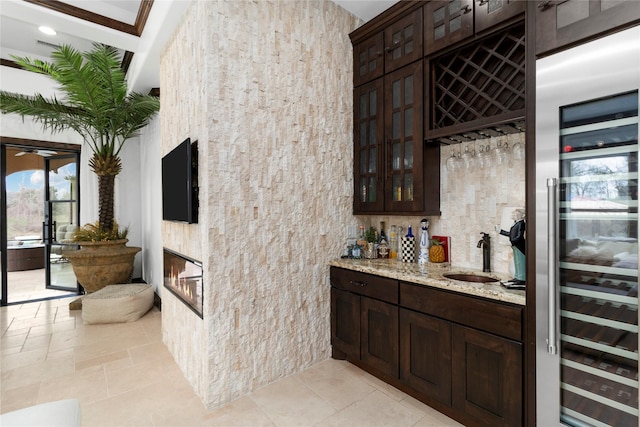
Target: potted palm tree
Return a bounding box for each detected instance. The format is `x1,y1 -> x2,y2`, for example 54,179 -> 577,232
0,43 -> 160,294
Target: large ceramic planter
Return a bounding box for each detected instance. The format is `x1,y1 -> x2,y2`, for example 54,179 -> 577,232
62,239 -> 141,294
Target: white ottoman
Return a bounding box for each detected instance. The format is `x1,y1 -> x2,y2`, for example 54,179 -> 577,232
0,399 -> 81,427
82,284 -> 153,324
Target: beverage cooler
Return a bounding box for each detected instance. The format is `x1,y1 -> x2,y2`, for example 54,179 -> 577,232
536,27 -> 640,426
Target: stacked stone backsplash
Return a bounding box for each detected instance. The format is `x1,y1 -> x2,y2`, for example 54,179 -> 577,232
362,132 -> 526,276
161,0 -> 357,409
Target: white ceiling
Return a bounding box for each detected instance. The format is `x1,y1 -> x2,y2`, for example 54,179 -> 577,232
0,0 -> 398,94
333,0 -> 400,23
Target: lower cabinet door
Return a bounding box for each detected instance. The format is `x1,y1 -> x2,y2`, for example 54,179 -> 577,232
399,308 -> 452,405
331,287 -> 360,359
361,296 -> 399,377
452,325 -> 523,427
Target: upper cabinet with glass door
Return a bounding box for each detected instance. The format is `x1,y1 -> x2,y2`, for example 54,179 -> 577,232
354,61 -> 440,215
354,78 -> 385,213
425,0 -> 474,55
353,7 -> 423,87
425,0 -> 524,56
536,0 -> 640,57
385,61 -> 439,214
384,8 -> 423,73
353,32 -> 384,88
351,3 -> 440,215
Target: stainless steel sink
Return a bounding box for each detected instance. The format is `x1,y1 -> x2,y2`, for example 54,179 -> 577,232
443,273 -> 499,283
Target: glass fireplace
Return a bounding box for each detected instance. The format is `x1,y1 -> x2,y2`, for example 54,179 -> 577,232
163,248 -> 203,318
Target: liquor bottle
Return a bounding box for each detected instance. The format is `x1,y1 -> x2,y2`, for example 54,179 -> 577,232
389,225 -> 398,259
378,237 -> 389,259
401,225 -> 415,263
418,219 -> 430,265
357,224 -> 366,247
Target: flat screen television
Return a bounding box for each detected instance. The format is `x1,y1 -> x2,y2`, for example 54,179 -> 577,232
162,138 -> 198,223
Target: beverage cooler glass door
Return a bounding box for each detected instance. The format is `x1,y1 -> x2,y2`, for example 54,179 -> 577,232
536,26 -> 640,427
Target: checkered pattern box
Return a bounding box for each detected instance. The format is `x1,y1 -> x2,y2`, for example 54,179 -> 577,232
401,237 -> 415,263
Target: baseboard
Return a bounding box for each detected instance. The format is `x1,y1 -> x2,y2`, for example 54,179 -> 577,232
131,278 -> 161,311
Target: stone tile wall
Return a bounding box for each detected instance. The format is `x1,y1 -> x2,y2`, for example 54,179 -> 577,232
161,0 -> 357,408
160,0 -> 210,404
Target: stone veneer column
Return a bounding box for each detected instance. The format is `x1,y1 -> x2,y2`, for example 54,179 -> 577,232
161,0 -> 357,408
159,0 -> 210,404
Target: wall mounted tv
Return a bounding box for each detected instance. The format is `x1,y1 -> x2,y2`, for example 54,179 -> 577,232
162,138 -> 198,224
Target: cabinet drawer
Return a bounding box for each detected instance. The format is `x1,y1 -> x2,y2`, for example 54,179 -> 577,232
400,282 -> 522,341
330,267 -> 398,304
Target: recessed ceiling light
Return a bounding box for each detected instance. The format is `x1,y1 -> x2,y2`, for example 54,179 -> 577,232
38,26 -> 57,36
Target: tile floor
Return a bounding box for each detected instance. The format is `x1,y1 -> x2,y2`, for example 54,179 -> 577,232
6,266 -> 77,304
1,297 -> 463,426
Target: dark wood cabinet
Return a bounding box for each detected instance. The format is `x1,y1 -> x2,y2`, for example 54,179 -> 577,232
399,308 -> 452,405
399,281 -> 523,426
423,0 -> 525,144
351,3 -> 440,216
425,0 -> 474,55
353,32 -> 384,87
330,287 -> 360,359
535,0 -> 640,57
424,0 -> 523,56
452,325 -> 523,427
384,61 -> 434,214
353,78 -> 385,213
475,0 -> 525,33
426,21 -> 525,143
361,296 -> 399,378
384,8 -> 424,73
353,61 -> 440,215
353,6 -> 423,87
331,267 -> 524,427
330,267 -> 399,377
400,281 -> 523,341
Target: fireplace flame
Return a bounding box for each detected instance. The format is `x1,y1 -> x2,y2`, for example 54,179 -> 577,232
164,250 -> 203,317
167,263 -> 199,304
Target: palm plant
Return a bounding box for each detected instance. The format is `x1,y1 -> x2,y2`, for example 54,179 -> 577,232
0,43 -> 160,237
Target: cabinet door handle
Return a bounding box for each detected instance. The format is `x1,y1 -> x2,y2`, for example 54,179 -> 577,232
461,5 -> 472,13
350,280 -> 367,287
538,1 -> 553,11
384,137 -> 391,182
478,0 -> 488,6
547,178 -> 558,355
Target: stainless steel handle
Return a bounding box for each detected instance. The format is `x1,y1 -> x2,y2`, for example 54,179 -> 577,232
538,1 -> 553,11
547,178 -> 558,355
350,280 -> 367,287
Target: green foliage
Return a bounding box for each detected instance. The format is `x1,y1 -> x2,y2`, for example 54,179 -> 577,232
365,226 -> 378,243
72,221 -> 129,242
0,44 -> 159,162
0,43 -> 160,239
6,186 -> 44,239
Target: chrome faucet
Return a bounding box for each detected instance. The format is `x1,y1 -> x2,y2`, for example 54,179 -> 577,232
477,232 -> 491,272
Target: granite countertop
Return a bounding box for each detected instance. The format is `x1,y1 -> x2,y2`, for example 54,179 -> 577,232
329,258 -> 526,306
